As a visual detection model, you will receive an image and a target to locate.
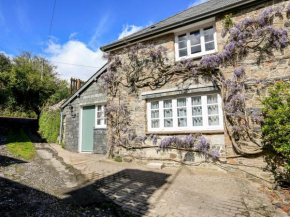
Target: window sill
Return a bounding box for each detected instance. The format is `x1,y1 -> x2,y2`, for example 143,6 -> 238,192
146,130 -> 224,135
175,50 -> 218,62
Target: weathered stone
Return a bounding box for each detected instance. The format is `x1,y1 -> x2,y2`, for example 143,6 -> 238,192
169,153 -> 177,159
123,157 -> 132,163
272,200 -> 282,208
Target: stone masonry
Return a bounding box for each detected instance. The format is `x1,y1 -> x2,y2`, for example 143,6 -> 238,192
106,0 -> 290,175
62,80 -> 107,152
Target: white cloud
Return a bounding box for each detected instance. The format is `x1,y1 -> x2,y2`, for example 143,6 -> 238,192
188,0 -> 209,8
0,51 -> 13,59
16,0 -> 30,31
69,32 -> 77,40
89,15 -> 109,49
118,25 -> 143,40
44,40 -> 106,81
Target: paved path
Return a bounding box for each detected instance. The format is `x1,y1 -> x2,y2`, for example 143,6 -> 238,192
50,144 -> 282,217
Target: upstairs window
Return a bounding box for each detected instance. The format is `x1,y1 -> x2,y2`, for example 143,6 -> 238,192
175,26 -> 217,61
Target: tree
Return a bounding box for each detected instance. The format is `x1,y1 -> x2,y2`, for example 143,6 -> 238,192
0,52 -> 69,117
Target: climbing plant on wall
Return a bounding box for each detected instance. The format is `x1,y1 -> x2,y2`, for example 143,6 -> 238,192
101,5 -> 290,162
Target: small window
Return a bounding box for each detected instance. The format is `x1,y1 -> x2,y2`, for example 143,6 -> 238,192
178,34 -> 188,57
163,100 -> 173,128
148,93 -> 223,132
151,101 -> 160,128
190,31 -> 201,54
204,27 -> 215,51
207,95 -> 219,126
175,25 -> 217,60
192,96 -> 203,126
177,98 -> 187,127
96,104 -> 107,128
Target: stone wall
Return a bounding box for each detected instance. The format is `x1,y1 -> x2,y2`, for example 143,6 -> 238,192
108,36 -> 226,164
93,129 -> 107,154
215,0 -> 290,168
62,80 -> 107,152
107,0 -> 290,172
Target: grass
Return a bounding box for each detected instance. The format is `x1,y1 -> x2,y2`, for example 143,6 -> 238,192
114,156 -> 122,162
66,164 -> 73,169
7,128 -> 35,160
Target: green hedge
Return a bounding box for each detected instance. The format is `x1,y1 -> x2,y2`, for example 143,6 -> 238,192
39,108 -> 61,143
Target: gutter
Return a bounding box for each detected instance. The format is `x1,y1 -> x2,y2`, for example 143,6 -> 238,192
100,0 -> 263,52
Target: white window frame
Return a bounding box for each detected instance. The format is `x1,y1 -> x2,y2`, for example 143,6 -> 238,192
147,93 -> 223,132
174,24 -> 218,61
95,104 -> 107,128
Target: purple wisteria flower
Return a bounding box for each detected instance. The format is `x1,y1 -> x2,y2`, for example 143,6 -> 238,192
209,150 -> 220,160
195,136 -> 210,155
149,134 -> 158,145
139,135 -> 147,144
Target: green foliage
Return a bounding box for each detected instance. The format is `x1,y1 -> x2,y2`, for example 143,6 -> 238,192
114,156 -> 122,162
262,81 -> 290,170
223,14 -> 234,29
39,108 -> 61,143
66,164 -> 73,169
0,52 -> 69,117
7,128 -> 35,160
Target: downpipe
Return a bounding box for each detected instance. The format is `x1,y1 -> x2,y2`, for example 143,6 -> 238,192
59,109 -> 63,144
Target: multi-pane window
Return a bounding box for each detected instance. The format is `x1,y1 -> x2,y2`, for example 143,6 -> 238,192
151,101 -> 160,128
177,98 -> 187,127
178,34 -> 188,57
96,105 -> 107,127
175,25 -> 217,60
147,94 -> 223,132
192,96 -> 203,126
204,27 -> 215,51
164,100 -> 173,128
190,30 -> 201,54
207,95 -> 219,126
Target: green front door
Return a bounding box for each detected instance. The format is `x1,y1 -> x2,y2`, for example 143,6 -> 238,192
82,106 -> 95,152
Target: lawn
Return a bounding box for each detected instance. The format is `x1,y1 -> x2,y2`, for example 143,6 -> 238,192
7,128 -> 35,160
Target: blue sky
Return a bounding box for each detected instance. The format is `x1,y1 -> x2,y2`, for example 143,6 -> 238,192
0,0 -> 208,80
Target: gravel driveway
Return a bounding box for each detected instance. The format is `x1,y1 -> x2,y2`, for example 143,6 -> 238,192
0,118 -> 131,217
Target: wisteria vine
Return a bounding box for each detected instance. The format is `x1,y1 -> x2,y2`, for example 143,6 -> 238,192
102,4 -> 290,160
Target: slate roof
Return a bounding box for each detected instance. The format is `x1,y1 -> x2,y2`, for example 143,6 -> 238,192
101,0 -> 258,52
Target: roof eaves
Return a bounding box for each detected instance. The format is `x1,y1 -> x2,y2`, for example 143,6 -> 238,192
60,63 -> 107,109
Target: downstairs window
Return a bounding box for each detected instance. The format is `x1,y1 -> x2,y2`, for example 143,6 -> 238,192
147,93 -> 223,132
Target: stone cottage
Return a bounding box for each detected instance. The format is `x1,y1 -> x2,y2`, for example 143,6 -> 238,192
60,0 -> 290,172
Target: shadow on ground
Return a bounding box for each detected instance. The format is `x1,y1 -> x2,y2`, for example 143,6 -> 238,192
1,163 -> 171,216
0,155 -> 27,167
0,117 -> 45,143
64,169 -> 171,216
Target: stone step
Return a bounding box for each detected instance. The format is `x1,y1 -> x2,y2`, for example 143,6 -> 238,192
146,162 -> 164,170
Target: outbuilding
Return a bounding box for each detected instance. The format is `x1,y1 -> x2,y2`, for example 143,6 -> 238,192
60,64 -> 108,154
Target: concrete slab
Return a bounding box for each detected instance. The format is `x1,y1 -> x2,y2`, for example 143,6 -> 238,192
146,162 -> 164,169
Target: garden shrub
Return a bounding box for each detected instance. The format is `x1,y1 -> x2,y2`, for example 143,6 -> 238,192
262,81 -> 290,170
39,108 -> 61,143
